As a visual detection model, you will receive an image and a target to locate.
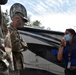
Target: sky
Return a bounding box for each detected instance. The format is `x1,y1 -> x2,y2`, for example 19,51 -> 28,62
1,0 -> 76,32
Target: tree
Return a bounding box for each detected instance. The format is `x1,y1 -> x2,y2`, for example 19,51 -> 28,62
32,20 -> 41,27
25,20 -> 41,27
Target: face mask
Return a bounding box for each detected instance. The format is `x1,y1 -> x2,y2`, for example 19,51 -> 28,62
64,35 -> 72,41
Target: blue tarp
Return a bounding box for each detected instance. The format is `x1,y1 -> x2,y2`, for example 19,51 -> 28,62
52,49 -> 58,55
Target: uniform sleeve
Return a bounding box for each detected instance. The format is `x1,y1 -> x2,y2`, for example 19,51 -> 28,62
20,38 -> 28,51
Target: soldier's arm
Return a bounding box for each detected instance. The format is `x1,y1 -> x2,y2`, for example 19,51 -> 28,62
20,38 -> 28,51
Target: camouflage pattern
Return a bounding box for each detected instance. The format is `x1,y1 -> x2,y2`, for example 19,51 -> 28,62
0,6 -> 9,75
0,0 -> 10,75
0,34 -> 10,75
8,23 -> 27,70
0,44 -> 9,72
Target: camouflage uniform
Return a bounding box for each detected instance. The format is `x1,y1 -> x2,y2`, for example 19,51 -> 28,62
0,40 -> 9,75
8,23 -> 27,75
0,9 -> 9,75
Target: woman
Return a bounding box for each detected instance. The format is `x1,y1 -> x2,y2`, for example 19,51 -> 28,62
57,28 -> 76,75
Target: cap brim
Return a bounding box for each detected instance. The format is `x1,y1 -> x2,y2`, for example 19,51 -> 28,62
21,17 -> 28,22
14,12 -> 28,22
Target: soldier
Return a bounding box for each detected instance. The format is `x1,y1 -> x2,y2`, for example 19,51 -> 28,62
0,14 -> 10,75
8,3 -> 28,75
0,0 -> 10,75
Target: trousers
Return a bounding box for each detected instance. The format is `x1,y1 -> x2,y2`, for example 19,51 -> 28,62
0,70 -> 9,75
9,70 -> 20,75
65,68 -> 76,75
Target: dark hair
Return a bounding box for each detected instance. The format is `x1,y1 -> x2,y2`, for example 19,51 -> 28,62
65,29 -> 76,54
66,28 -> 75,36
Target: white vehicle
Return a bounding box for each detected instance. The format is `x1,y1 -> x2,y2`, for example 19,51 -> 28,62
19,26 -> 65,75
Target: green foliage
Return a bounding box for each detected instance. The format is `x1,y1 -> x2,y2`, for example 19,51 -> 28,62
25,20 -> 41,27
32,20 -> 41,26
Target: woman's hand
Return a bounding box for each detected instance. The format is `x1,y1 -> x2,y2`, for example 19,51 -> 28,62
61,38 -> 66,47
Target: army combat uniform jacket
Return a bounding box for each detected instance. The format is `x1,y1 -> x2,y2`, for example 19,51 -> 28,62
8,23 -> 28,70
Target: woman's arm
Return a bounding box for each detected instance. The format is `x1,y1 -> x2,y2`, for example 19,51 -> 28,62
57,37 -> 66,61
57,46 -> 64,61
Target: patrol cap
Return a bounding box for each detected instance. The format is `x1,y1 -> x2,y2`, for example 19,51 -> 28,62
10,3 -> 28,22
13,12 -> 28,22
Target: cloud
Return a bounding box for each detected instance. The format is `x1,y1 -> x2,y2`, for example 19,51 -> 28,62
26,0 -> 76,32
2,0 -> 76,15
30,13 -> 76,32
2,0 -> 76,12
1,0 -> 76,32
31,0 -> 76,14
